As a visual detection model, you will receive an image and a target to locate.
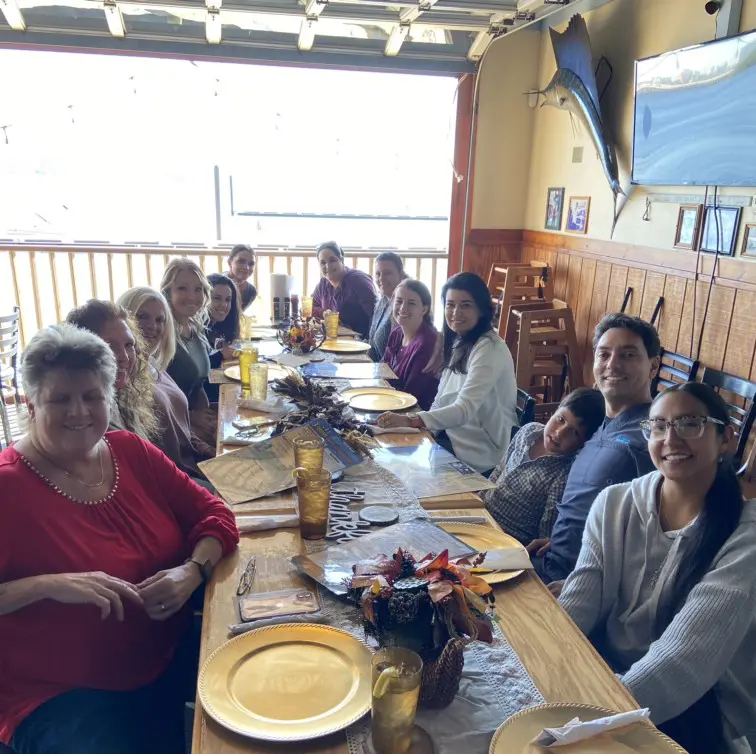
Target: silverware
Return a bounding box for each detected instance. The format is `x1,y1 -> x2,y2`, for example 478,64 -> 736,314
227,613 -> 328,636
430,516 -> 488,524
236,556 -> 257,596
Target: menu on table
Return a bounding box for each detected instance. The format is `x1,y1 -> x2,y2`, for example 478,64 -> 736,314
371,444 -> 496,499
291,519 -> 476,595
199,419 -> 363,504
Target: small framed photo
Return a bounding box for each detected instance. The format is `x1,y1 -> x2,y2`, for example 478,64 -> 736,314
566,196 -> 591,234
673,204 -> 702,250
742,224 -> 756,258
545,187 -> 565,231
700,205 -> 742,255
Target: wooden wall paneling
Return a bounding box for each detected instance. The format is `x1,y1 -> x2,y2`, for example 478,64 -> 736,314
658,275 -> 687,354
694,284 -> 736,371
604,265 -> 629,315
624,268 -> 647,317
639,272 -> 665,326
573,259 -> 597,379
583,261 -> 612,385
724,290 -> 756,387
676,280 -> 708,359
553,253 -> 569,301
565,255 -> 583,310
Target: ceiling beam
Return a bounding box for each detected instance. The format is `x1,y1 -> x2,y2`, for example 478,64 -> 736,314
384,22 -> 409,55
304,0 -> 328,18
102,1 -> 126,37
0,0 -> 26,31
298,16 -> 316,49
399,0 -> 437,24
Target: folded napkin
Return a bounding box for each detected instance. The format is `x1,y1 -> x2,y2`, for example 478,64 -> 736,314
236,514 -> 300,533
275,352 -> 311,368
534,709 -> 651,747
369,426 -> 422,435
222,435 -> 258,446
237,396 -> 288,413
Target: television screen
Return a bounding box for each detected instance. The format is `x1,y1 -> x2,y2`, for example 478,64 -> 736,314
632,29 -> 756,187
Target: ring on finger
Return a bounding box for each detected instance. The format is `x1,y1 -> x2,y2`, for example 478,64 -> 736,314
160,603 -> 166,611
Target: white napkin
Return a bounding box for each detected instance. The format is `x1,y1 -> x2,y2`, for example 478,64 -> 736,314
275,352 -> 311,367
369,426 -> 422,435
534,709 -> 651,747
235,514 -> 300,533
237,396 -> 288,413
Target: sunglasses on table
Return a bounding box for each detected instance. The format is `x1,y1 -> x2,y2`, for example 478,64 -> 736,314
640,416 -> 725,441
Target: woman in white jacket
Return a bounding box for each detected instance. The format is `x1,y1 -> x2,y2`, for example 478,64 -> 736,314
376,272 -> 516,475
559,382 -> 756,754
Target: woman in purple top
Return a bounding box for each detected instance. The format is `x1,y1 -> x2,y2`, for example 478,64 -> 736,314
311,241 -> 377,339
382,279 -> 440,411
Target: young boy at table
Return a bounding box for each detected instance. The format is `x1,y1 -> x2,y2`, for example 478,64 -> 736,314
483,388 -> 605,547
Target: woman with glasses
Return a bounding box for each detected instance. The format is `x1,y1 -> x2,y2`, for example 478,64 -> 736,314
559,382 -> 756,754
226,245 -> 257,311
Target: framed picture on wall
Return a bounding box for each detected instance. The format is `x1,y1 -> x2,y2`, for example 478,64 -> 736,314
700,205 -> 741,255
742,224 -> 756,257
566,196 -> 591,234
544,187 -> 565,231
673,204 -> 702,250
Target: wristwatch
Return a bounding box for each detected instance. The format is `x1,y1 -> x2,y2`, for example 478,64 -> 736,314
406,413 -> 425,429
186,557 -> 213,584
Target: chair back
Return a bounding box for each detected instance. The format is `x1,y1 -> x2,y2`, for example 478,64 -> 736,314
516,389 -> 536,427
653,348 -> 699,395
698,366 -> 756,475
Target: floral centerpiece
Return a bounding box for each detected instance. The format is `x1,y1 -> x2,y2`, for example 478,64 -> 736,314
347,548 -> 495,708
277,317 -> 325,354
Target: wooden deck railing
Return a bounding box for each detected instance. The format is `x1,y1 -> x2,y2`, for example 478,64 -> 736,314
0,244 -> 449,347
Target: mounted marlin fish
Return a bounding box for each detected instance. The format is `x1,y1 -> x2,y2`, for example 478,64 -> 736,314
531,14 -> 624,236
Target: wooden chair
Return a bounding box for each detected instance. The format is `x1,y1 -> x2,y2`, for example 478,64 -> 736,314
698,366 -> 756,477
512,304 -> 583,401
487,262 -> 553,339
512,388 -> 536,439
0,308 -> 21,448
653,348 -> 700,395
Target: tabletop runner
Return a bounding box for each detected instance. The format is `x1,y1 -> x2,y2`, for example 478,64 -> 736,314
302,461 -> 545,754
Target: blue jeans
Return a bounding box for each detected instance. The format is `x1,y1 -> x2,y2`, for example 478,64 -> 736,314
11,624 -> 199,754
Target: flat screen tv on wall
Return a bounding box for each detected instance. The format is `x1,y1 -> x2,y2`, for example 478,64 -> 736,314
632,29 -> 756,187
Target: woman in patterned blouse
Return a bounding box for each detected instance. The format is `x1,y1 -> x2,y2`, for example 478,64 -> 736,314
483,388 -> 604,546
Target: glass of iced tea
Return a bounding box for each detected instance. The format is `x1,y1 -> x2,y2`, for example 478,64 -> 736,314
301,296 -> 314,319
293,436 -> 325,475
294,468 -> 331,540
371,648 -> 423,754
323,310 -> 339,339
247,362 -> 268,401
235,342 -> 259,391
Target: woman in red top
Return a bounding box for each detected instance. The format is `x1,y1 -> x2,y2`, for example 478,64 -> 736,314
0,324 -> 239,753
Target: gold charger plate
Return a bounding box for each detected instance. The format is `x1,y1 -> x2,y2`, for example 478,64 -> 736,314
437,521 -> 526,584
198,623 -> 372,742
342,387 -> 418,412
319,338 -> 372,353
489,703 -> 687,753
224,364 -> 288,382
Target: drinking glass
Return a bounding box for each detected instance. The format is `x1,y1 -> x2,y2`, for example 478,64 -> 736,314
247,362 -> 268,401
295,468 -> 331,540
371,648 -> 423,754
293,437 -> 325,475
236,343 -> 259,391
301,296 -> 314,319
324,310 -> 340,339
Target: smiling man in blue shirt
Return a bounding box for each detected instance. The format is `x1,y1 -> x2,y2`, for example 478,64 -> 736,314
529,313 -> 661,591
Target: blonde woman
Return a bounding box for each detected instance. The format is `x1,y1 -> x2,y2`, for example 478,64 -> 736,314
118,287 -> 215,482
66,300 -> 158,442
160,259 -> 215,444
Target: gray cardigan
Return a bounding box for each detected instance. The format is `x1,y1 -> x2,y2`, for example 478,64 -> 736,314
560,471 -> 756,740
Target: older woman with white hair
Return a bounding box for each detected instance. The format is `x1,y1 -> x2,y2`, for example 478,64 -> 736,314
0,324 -> 238,753
118,286 -> 215,481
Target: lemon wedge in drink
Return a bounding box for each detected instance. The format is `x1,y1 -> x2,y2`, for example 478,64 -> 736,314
372,665 -> 402,699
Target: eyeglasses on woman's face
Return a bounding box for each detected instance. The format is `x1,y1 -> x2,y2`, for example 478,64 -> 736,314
640,415 -> 725,441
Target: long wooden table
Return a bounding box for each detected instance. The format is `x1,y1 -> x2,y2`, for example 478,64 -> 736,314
193,383 -> 638,754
